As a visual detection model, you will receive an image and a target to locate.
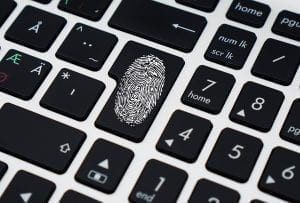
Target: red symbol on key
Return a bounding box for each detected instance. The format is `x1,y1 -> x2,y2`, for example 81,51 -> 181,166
0,72 -> 8,83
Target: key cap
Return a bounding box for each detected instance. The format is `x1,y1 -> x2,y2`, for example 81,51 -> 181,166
95,41 -> 184,142
176,0 -> 219,12
0,161 -> 8,180
56,23 -> 117,71
32,0 -> 51,4
206,128 -> 263,182
58,0 -> 112,21
230,82 -> 284,132
156,110 -> 212,163
205,24 -> 256,69
272,11 -> 300,41
109,0 -> 207,52
60,190 -> 101,203
188,179 -> 240,203
182,66 -> 235,114
76,139 -> 134,194
129,159 -> 187,203
0,49 -> 51,100
280,99 -> 300,145
41,69 -> 105,121
226,0 -> 270,28
251,200 -> 265,203
259,147 -> 300,202
5,6 -> 66,52
0,103 -> 86,173
252,38 -> 300,85
0,0 -> 16,27
0,171 -> 55,203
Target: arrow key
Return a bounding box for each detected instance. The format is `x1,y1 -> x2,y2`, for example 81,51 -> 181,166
0,170 -> 55,203
156,110 -> 212,163
76,139 -> 134,193
259,147 -> 300,202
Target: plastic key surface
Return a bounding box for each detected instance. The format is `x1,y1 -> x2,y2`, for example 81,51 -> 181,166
0,103 -> 86,173
109,0 -> 207,52
95,41 -> 184,142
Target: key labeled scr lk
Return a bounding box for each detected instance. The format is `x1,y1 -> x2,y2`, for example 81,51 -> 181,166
205,24 -> 256,69
0,49 -> 51,100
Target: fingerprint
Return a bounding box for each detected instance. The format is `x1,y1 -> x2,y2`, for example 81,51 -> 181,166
114,54 -> 166,126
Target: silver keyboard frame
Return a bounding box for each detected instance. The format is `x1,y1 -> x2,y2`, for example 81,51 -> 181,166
0,0 -> 299,202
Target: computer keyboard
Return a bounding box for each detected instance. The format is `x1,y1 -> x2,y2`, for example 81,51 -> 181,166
0,0 -> 299,202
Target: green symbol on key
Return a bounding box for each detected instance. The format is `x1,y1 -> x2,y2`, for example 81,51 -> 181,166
64,0 -> 69,5
6,53 -> 22,65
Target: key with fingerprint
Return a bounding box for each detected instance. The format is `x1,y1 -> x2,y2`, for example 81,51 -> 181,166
95,41 -> 184,142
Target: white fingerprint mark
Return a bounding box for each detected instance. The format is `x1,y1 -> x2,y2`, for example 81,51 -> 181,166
114,54 -> 166,126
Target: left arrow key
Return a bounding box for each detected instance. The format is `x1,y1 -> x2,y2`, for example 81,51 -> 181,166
0,171 -> 55,203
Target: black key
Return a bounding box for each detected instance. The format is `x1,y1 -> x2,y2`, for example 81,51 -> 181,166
109,0 -> 207,52
0,103 -> 86,173
176,0 -> 219,12
156,110 -> 212,163
129,159 -> 187,203
32,0 -> 51,4
206,128 -> 263,182
56,23 -> 117,71
272,11 -> 300,41
226,0 -> 270,28
41,69 -> 105,121
0,0 -> 16,27
251,200 -> 265,203
0,49 -> 51,100
95,41 -> 184,142
182,66 -> 235,114
259,147 -> 300,202
5,6 -> 66,52
58,0 -> 112,21
188,179 -> 240,203
76,139 -> 134,194
230,82 -> 284,132
0,161 -> 8,180
205,24 -> 256,69
280,99 -> 300,145
60,190 -> 101,203
0,171 -> 55,203
252,38 -> 300,85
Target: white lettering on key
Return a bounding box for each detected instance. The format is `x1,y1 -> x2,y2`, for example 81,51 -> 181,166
188,90 -> 211,104
218,36 -> 238,45
28,21 -> 43,34
287,126 -> 300,136
30,62 -> 45,76
280,18 -> 300,28
136,192 -> 156,203
234,2 -> 263,17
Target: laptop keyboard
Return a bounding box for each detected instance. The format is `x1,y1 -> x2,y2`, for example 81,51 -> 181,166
0,0 -> 299,202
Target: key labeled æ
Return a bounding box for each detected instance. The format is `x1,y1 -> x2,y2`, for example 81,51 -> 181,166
0,49 -> 51,100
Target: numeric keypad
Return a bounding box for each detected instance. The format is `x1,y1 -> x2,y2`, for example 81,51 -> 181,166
230,82 -> 284,132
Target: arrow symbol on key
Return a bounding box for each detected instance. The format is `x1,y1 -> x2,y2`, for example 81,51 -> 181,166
172,24 -> 196,33
266,175 -> 276,184
165,139 -> 174,147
